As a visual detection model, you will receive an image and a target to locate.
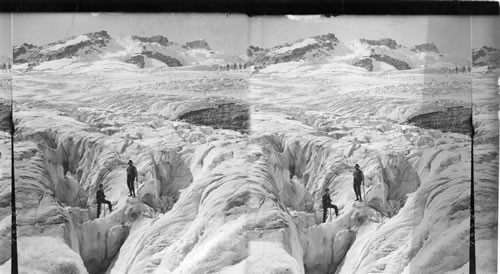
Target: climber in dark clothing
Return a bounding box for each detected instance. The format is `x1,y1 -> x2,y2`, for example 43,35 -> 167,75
127,160 -> 138,197
353,164 -> 365,201
322,188 -> 339,222
96,184 -> 112,218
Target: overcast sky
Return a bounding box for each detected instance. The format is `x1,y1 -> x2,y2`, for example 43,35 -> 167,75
0,13 -> 498,58
0,14 -> 11,58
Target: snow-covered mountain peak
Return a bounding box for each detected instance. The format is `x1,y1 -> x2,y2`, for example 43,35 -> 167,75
13,30 -> 113,64
247,33 -> 348,67
269,33 -> 340,54
41,30 -> 112,54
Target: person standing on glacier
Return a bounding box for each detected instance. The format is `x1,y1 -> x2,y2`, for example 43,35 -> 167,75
353,164 -> 365,201
322,188 -> 339,222
127,160 -> 138,197
96,184 -> 112,218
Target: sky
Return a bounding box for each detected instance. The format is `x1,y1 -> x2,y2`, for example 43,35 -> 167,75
471,16 -> 500,50
251,16 -> 429,50
0,13 -> 498,58
0,14 -> 12,58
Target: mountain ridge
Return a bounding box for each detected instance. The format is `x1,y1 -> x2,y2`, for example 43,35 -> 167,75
11,30 -> 489,73
12,30 -> 244,69
247,35 -> 470,72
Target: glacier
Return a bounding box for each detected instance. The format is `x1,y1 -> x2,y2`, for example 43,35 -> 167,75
0,32 -> 498,274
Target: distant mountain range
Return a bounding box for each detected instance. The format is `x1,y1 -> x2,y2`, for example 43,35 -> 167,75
10,30 -> 500,72
13,30 -> 246,69
246,33 -> 475,72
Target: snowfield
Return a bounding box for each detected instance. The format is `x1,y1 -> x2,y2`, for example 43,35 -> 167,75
1,49 -> 497,274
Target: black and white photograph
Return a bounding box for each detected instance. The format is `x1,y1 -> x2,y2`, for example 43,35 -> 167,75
0,12 -> 13,274
0,13 -> 498,274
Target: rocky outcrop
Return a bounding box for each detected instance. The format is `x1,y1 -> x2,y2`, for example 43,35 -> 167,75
360,38 -> 399,50
312,33 -> 339,49
142,51 -> 182,67
473,46 -> 494,64
252,43 -> 319,66
473,46 -> 500,68
370,53 -> 411,70
179,102 -> 250,133
353,58 -> 373,71
247,45 -> 265,57
182,39 -> 211,50
131,35 -> 170,46
408,106 -> 472,135
13,43 -> 38,61
250,33 -> 340,67
0,103 -> 11,133
13,44 -> 40,64
85,31 -> 111,46
125,55 -> 145,68
411,42 -> 439,53
13,31 -> 112,64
